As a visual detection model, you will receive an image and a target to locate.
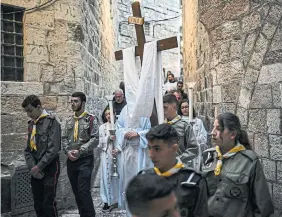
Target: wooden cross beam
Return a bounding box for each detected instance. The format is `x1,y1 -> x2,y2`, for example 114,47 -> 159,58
115,1 -> 178,126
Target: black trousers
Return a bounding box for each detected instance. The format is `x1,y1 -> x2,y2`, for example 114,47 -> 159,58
67,155 -> 95,217
31,158 -> 60,217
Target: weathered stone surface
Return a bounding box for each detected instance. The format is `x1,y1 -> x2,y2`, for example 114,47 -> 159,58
1,96 -> 26,114
221,82 -> 240,103
250,85 -> 272,108
264,49 -> 282,65
270,25 -> 282,52
230,40 -> 242,59
278,161 -> 282,183
1,82 -> 44,96
244,31 -> 258,59
212,86 -> 222,103
41,96 -> 58,111
261,158 -> 276,181
216,60 -> 244,84
267,109 -> 281,134
238,86 -> 253,109
270,135 -> 282,160
242,12 -> 261,33
272,84 -> 282,108
248,109 -> 267,133
253,133 -> 269,158
273,183 -> 282,208
262,21 -> 277,40
244,67 -> 260,85
249,34 -> 269,70
258,63 -> 282,84
237,107 -> 248,127
25,10 -> 55,30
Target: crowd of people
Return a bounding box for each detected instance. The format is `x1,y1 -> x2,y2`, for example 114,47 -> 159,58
21,71 -> 274,217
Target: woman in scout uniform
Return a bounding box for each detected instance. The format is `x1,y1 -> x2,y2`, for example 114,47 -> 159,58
202,112 -> 274,217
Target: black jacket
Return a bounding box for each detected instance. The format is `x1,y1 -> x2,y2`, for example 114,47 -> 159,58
139,168 -> 208,217
24,115 -> 61,171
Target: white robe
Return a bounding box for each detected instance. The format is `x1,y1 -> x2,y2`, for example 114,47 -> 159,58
98,122 -> 119,205
115,106 -> 151,209
182,116 -> 208,170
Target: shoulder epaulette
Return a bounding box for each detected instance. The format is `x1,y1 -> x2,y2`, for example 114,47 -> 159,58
240,149 -> 258,162
47,114 -> 55,120
179,168 -> 202,187
138,168 -> 155,175
203,147 -> 216,153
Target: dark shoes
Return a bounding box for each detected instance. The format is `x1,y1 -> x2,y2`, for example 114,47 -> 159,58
102,203 -> 110,212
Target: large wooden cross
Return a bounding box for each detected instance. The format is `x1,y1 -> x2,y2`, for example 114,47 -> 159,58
115,1 -> 178,126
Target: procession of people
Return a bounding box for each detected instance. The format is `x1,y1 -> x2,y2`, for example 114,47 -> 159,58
22,68 -> 274,217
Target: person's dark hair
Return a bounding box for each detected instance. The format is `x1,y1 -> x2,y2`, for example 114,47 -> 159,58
101,106 -> 109,123
22,95 -> 41,108
72,92 -> 86,102
119,81 -> 125,94
126,173 -> 174,216
146,124 -> 179,146
168,73 -> 175,78
217,112 -> 251,149
163,94 -> 178,105
177,81 -> 183,85
179,99 -> 196,118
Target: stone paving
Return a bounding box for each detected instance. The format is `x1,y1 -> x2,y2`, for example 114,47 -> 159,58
61,188 -> 127,217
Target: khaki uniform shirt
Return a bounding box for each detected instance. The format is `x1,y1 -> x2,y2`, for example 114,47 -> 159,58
168,116 -> 199,167
62,113 -> 99,158
202,147 -> 274,217
25,115 -> 61,170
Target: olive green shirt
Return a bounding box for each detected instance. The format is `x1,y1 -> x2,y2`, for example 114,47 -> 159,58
62,113 -> 99,158
202,147 -> 274,217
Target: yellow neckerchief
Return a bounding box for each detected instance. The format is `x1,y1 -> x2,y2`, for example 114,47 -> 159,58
30,110 -> 49,151
214,144 -> 246,176
165,115 -> 181,125
73,111 -> 88,142
154,159 -> 185,177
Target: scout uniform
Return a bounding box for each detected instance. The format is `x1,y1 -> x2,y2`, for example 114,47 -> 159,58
62,111 -> 99,217
202,146 -> 274,217
24,110 -> 61,217
140,160 -> 209,217
165,115 -> 199,167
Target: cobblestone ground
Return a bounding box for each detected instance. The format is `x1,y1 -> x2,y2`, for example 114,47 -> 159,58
61,188 -> 127,217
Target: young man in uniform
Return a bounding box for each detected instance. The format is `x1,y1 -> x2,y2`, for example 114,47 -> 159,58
22,95 -> 61,217
140,124 -> 208,217
163,94 -> 198,167
62,92 -> 99,217
126,173 -> 180,217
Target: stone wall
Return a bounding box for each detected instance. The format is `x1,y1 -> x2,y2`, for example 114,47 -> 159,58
1,0 -> 119,213
116,0 -> 181,78
183,0 -> 282,216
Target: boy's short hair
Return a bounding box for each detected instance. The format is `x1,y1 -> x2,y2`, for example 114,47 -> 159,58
126,173 -> 174,216
22,95 -> 41,108
72,92 -> 86,102
146,123 -> 179,146
163,94 -> 178,105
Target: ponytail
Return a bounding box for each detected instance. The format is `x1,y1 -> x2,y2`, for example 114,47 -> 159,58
238,130 -> 252,150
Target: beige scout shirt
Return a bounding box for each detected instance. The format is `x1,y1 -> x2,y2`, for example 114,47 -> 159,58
202,147 -> 274,217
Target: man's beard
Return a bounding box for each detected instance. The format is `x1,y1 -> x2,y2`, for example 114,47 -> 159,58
73,103 -> 82,112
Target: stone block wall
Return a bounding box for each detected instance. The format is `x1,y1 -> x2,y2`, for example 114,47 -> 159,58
1,0 -> 119,213
116,0 -> 181,78
183,0 -> 282,215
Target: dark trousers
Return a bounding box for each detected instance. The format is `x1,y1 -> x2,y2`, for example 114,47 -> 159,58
31,158 -> 60,217
67,155 -> 95,217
